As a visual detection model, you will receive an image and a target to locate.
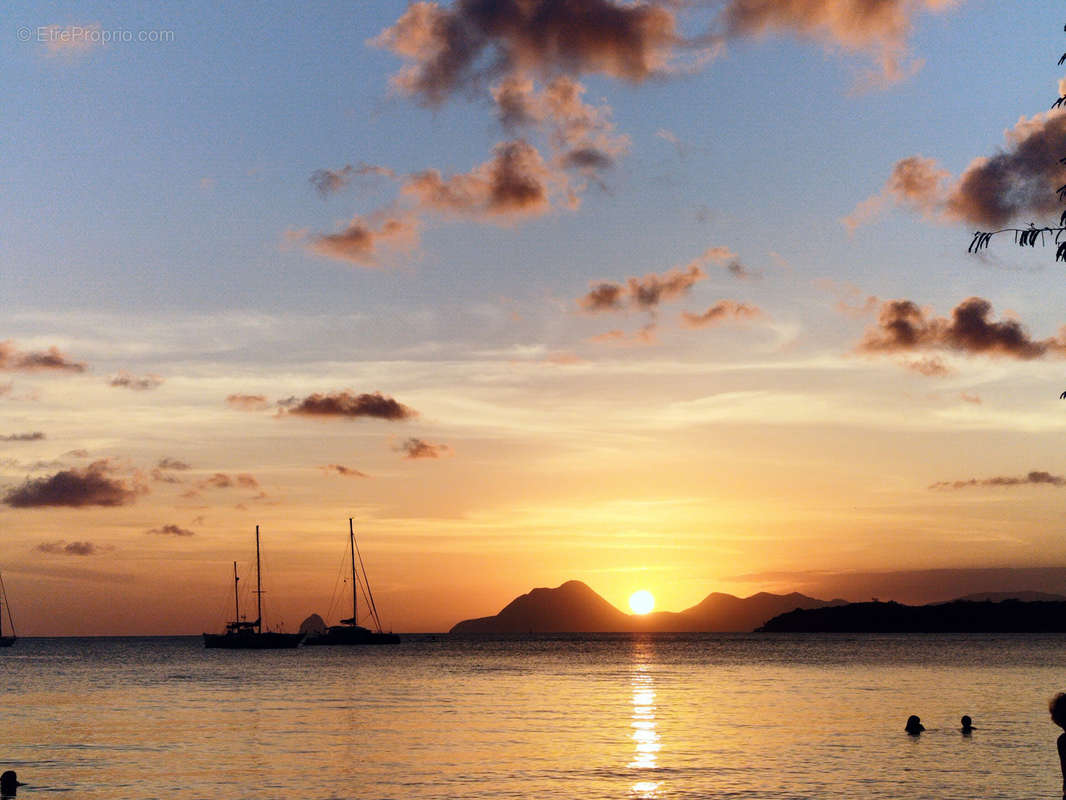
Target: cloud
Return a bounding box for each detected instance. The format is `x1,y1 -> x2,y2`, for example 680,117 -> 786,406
321,464 -> 370,478
719,0 -> 958,87
491,76 -> 629,175
0,341 -> 86,373
903,357 -> 950,377
157,458 -> 190,471
4,460 -> 144,508
579,265 -> 706,313
0,383 -> 11,397
396,437 -> 452,459
36,540 -> 104,556
108,371 -> 164,391
402,139 -> 557,220
930,471 -> 1066,490
281,391 -> 417,421
39,23 -> 105,57
698,244 -> 760,279
307,213 -> 419,266
0,432 -> 45,442
848,112 -> 1066,229
680,301 -> 763,328
226,394 -> 270,411
587,324 -> 657,346
309,163 -> 397,197
857,297 -> 1066,361
147,524 -> 196,536
198,473 -> 260,491
373,0 -> 680,106
960,392 -> 982,404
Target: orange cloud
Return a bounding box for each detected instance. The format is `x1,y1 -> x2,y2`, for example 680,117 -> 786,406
374,0 -> 679,106
680,301 -> 763,328
858,297 -> 1066,361
397,437 -> 451,459
721,0 -> 958,87
580,265 -> 706,313
848,112 -> 1066,229
0,341 -> 86,373
226,394 -> 269,411
308,213 -> 419,266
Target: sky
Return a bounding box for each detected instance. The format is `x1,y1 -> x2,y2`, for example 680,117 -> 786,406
5,0 -> 1066,635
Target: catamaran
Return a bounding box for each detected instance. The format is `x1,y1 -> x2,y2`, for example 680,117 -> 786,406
0,571 -> 15,647
203,526 -> 304,649
304,519 -> 399,645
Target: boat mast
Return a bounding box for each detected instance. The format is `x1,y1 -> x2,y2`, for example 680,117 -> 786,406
0,572 -> 13,639
352,519 -> 384,633
255,525 -> 262,633
349,518 -> 358,626
233,561 -> 240,623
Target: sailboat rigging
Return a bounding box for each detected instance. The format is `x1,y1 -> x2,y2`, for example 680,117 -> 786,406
203,525 -> 304,649
304,519 -> 399,645
0,571 -> 15,648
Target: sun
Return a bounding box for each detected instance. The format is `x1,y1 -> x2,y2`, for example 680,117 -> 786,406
629,590 -> 655,615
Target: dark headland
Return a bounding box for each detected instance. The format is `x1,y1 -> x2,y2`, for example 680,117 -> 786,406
758,596 -> 1066,632
449,580 -> 846,633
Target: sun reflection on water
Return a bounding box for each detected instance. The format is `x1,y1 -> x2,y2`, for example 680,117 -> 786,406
628,643 -> 662,798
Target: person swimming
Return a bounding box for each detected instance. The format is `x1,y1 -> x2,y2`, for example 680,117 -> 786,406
961,715 -> 974,734
0,771 -> 23,797
905,714 -> 924,735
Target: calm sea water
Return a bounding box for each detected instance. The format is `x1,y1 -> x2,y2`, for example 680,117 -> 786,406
1,634 -> 1064,799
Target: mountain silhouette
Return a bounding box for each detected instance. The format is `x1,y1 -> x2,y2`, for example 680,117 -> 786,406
758,598 -> 1066,632
449,581 -> 844,634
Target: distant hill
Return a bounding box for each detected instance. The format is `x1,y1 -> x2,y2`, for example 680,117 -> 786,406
449,581 -> 844,634
758,599 -> 1066,633
954,591 -> 1066,603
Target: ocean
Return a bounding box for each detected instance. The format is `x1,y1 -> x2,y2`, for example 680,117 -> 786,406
1,633 -> 1063,799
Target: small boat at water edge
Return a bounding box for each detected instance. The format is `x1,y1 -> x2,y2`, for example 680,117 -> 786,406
203,526 -> 304,649
0,571 -> 15,647
304,519 -> 400,646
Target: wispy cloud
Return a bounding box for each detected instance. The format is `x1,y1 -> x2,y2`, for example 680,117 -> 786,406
146,524 -> 196,536
930,470 -> 1066,490
579,265 -> 706,313
0,341 -> 86,373
396,437 -> 452,459
108,371 -> 164,391
37,540 -> 107,556
226,394 -> 270,411
321,464 -> 370,478
0,432 -> 45,442
39,23 -> 105,58
680,301 -> 763,328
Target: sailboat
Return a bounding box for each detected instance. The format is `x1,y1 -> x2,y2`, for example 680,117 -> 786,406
203,526 -> 304,649
0,571 -> 15,648
304,519 -> 400,645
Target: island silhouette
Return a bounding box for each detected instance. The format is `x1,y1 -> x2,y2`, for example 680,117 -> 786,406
758,596 -> 1066,632
449,580 -> 847,633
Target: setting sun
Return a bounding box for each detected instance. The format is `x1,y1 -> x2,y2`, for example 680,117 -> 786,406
629,590 -> 656,615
